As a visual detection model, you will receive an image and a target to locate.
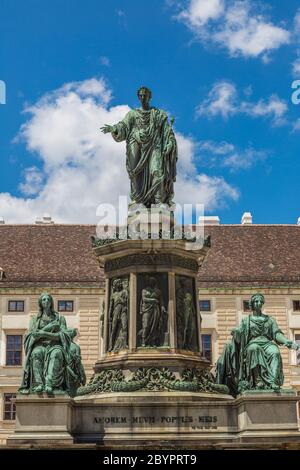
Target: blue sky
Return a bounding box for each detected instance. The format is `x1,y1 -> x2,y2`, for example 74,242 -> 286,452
0,0 -> 300,224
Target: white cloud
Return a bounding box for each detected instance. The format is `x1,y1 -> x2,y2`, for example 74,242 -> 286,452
175,133 -> 239,206
19,167 -> 44,196
0,78 -> 238,223
199,141 -> 235,155
243,85 -> 253,97
246,94 -> 288,125
292,55 -> 300,76
116,9 -> 125,17
198,140 -> 268,171
178,0 -> 224,27
176,0 -> 290,60
197,80 -> 288,125
99,56 -> 111,67
175,132 -> 198,176
292,118 -> 300,132
294,9 -> 300,36
196,81 -> 237,118
290,10 -> 300,77
75,78 -> 112,100
175,173 -> 239,210
222,148 -> 267,170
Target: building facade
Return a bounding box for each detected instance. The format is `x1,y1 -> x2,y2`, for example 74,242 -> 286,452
0,221 -> 300,444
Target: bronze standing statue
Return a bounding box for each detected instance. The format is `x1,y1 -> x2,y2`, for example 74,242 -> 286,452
101,86 -> 178,208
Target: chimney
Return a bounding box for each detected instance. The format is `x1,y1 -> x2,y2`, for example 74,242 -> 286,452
0,217 -> 5,224
198,216 -> 220,226
35,214 -> 54,225
241,212 -> 252,225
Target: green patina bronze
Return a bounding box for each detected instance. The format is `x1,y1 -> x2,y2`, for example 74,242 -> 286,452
100,86 -> 177,207
216,293 -> 299,396
76,367 -> 228,396
19,293 -> 86,396
108,277 -> 129,352
67,328 -> 86,396
138,276 -> 168,348
176,276 -> 198,352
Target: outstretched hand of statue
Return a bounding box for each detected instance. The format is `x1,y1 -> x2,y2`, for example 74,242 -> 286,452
286,340 -> 300,350
100,124 -> 114,134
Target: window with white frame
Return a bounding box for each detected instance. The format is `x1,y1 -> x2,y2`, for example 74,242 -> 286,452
293,301 -> 300,312
8,300 -> 24,312
201,334 -> 212,362
6,335 -> 23,366
3,393 -> 16,420
199,300 -> 211,312
58,300 -> 74,312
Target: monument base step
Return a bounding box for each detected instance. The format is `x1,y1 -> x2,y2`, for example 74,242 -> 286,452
6,390 -> 300,449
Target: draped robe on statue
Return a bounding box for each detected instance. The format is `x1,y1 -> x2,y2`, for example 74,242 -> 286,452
111,108 -> 177,207
109,288 -> 128,352
139,287 -> 164,347
176,286 -> 198,351
216,314 -> 284,396
19,312 -> 84,395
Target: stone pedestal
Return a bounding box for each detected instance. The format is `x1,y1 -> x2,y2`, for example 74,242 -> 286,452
235,392 -> 300,443
7,395 -> 74,447
79,237 -> 214,397
71,391 -> 300,449
127,206 -> 175,238
7,392 -> 300,449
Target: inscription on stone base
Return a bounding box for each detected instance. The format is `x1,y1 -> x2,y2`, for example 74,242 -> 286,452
93,415 -> 218,427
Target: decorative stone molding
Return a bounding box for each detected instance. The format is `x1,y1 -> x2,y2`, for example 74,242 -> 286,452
91,232 -> 211,248
105,254 -> 199,273
76,367 -> 228,395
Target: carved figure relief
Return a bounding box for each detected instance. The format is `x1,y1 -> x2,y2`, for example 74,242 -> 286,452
137,274 -> 168,347
176,276 -> 199,352
108,277 -> 129,352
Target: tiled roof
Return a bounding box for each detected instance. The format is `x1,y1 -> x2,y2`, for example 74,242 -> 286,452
0,225 -> 102,288
200,225 -> 300,287
0,224 -> 299,288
